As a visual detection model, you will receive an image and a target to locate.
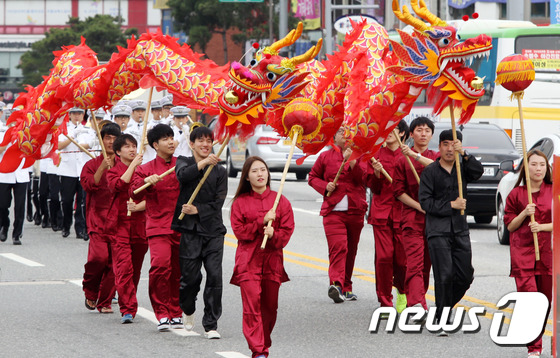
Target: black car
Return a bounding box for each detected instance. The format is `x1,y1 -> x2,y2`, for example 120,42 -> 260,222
425,122 -> 521,223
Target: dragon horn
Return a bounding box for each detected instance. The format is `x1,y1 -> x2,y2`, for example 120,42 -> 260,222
411,0 -> 447,27
264,22 -> 304,56
392,0 -> 428,32
289,38 -> 323,67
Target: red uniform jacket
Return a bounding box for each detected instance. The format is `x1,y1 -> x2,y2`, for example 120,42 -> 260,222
80,155 -> 114,235
308,147 -> 368,217
106,160 -> 146,240
504,183 -> 552,277
130,155 -> 179,237
366,146 -> 403,227
230,188 -> 294,286
393,148 -> 439,230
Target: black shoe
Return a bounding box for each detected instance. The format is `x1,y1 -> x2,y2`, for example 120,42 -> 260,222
33,212 -> 41,226
62,230 -> 70,238
13,236 -> 22,245
83,232 -> 89,241
0,231 -> 7,242
41,217 -> 50,228
77,232 -> 84,239
26,213 -> 33,222
52,225 -> 62,232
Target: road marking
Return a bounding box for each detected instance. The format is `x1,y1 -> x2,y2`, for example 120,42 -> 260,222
0,253 -> 44,267
292,207 -> 319,215
216,352 -> 250,358
0,280 -> 64,286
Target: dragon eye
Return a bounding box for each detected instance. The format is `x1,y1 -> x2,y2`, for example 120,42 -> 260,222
249,59 -> 258,67
266,72 -> 277,81
456,34 -> 461,41
438,38 -> 451,47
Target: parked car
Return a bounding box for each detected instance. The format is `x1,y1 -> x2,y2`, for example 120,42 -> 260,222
495,134 -> 560,245
226,124 -> 325,180
426,122 -> 521,224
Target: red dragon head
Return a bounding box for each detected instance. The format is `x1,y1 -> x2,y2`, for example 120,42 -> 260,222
216,23 -> 322,140
388,0 -> 492,123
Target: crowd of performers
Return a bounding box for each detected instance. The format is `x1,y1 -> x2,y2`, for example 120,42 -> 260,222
0,100 -> 552,357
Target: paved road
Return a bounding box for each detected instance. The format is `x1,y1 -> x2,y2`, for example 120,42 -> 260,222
0,172 -> 553,357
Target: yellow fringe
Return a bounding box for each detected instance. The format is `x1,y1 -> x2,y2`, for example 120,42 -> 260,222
495,69 -> 535,85
509,91 -> 525,101
288,125 -> 304,144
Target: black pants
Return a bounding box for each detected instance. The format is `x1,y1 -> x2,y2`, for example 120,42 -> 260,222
27,173 -> 40,220
179,232 -> 224,331
48,174 -> 62,228
39,172 -> 50,223
0,182 -> 27,239
427,233 -> 474,322
60,176 -> 86,235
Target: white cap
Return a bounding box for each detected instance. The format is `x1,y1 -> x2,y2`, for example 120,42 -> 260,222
112,105 -> 132,117
160,96 -> 173,107
129,100 -> 147,111
170,106 -> 190,117
151,99 -> 162,109
94,108 -> 106,118
69,107 -> 85,113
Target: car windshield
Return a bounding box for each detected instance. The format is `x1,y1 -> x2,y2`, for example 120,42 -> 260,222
428,126 -> 515,151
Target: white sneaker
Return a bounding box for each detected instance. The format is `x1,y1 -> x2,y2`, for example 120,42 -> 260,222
157,318 -> 171,332
205,330 -> 221,339
170,317 -> 184,329
184,313 -> 195,331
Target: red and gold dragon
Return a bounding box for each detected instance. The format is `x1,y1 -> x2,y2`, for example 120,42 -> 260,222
0,0 -> 491,172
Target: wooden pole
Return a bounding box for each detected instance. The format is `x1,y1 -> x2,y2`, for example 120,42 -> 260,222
261,131 -> 300,249
133,166 -> 176,195
178,134 -> 231,220
517,94 -> 540,261
64,134 -> 95,159
449,106 -> 465,216
326,156 -> 348,197
393,129 -> 420,183
371,157 -> 393,183
90,110 -> 108,162
139,88 -> 154,155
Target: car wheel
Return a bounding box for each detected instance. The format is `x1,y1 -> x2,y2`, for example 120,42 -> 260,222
496,197 -> 510,245
474,215 -> 493,224
227,152 -> 238,178
295,171 -> 308,180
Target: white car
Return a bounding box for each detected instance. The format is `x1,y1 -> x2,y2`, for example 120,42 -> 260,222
495,134 -> 560,245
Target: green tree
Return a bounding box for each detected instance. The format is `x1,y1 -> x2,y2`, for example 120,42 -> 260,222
18,15 -> 137,87
168,0 -> 271,64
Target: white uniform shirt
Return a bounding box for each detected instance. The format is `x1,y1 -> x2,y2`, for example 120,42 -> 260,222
56,122 -> 90,178
0,129 -> 30,184
171,123 -> 192,158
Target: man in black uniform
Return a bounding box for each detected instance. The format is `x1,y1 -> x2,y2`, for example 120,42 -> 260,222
419,129 -> 483,332
171,125 -> 227,340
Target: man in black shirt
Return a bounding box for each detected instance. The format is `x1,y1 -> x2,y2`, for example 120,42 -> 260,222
171,125 -> 227,339
418,129 -> 483,330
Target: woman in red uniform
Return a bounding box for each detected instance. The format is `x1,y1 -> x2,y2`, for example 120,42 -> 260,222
230,156 -> 294,358
504,149 -> 552,358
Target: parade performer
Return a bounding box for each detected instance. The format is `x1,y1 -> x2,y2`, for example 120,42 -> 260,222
106,134 -> 148,324
365,120 -> 409,312
504,149 -> 552,357
171,125 -> 227,339
80,122 -> 121,313
418,129 -> 483,333
308,127 -> 368,303
393,116 -> 438,312
130,123 -> 183,331
169,106 -> 192,158
230,156 -> 294,358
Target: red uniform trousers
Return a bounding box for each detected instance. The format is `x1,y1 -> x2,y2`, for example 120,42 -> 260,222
372,220 -> 407,307
112,235 -> 148,317
401,227 -> 431,309
82,232 -> 116,311
514,275 -> 552,354
148,233 -> 182,321
323,211 -> 364,292
240,279 -> 280,358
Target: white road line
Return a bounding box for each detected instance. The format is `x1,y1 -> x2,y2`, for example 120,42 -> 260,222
136,307 -> 200,337
292,207 -> 319,215
0,281 -> 65,286
0,253 -> 44,267
216,352 -> 250,358
68,279 -> 82,287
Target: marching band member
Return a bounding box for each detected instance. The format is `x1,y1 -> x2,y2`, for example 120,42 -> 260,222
80,122 -> 121,313
393,116 -> 438,313
504,149 -> 552,357
112,104 -> 133,134
169,106 -> 192,158
230,156 -> 294,358
130,124 -> 183,332
106,134 -> 148,324
160,95 -> 174,123
366,120 -> 409,312
308,127 -> 368,303
171,125 -> 226,339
